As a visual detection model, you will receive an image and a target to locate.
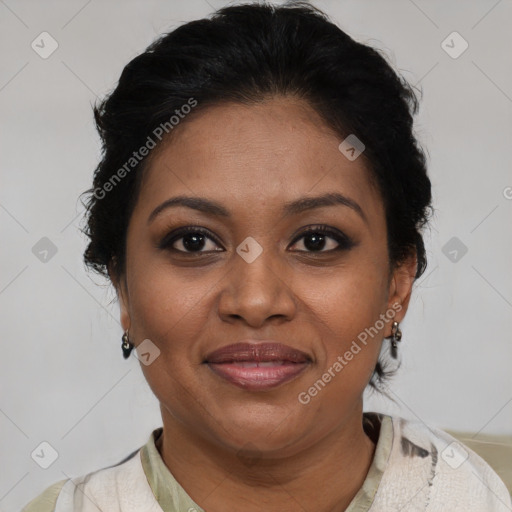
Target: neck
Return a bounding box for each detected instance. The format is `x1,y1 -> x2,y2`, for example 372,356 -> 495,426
156,403 -> 376,512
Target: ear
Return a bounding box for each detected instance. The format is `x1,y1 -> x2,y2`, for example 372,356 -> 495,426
108,263 -> 131,332
385,251 -> 417,335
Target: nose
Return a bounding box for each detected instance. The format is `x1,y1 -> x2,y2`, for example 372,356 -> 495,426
216,246 -> 297,328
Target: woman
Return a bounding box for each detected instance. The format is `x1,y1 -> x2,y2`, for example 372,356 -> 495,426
23,2 -> 511,511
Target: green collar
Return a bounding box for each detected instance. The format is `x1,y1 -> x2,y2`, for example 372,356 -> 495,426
140,413 -> 393,512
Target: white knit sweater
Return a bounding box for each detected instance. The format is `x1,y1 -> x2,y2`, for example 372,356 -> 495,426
23,414 -> 512,511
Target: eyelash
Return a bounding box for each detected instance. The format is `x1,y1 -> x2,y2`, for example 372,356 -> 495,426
158,225 -> 355,255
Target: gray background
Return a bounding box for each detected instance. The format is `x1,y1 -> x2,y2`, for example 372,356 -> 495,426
1,0 -> 511,509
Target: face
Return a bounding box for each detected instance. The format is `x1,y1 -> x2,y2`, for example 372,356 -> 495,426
115,96 -> 415,457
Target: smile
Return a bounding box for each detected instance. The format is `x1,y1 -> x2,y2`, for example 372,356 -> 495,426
204,341 -> 312,391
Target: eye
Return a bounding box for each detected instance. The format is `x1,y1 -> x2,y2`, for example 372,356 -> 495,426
289,225 -> 354,253
159,227 -> 223,254
159,224 -> 355,255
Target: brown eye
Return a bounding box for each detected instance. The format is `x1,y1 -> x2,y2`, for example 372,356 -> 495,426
289,225 -> 355,253
159,227 -> 223,253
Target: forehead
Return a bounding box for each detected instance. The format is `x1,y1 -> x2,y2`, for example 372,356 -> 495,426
137,97 -> 384,226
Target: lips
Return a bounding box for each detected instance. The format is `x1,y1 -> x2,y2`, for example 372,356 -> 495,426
204,341 -> 311,390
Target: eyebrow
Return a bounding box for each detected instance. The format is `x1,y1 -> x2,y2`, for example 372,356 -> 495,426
147,192 -> 367,225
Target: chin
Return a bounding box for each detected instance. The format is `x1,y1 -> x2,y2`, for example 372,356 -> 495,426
208,402 -> 308,454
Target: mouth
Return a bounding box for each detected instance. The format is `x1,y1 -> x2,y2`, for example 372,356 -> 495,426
203,341 -> 312,391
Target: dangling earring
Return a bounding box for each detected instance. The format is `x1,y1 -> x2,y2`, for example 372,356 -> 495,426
121,331 -> 134,359
387,321 -> 402,359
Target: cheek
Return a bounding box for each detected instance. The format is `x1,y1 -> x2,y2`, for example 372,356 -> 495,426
126,253 -> 216,356
299,279 -> 386,411
126,263 -> 211,405
304,256 -> 389,376
309,252 -> 388,327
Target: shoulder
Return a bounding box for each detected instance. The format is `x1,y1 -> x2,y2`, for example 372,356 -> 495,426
21,446 -> 161,511
21,479 -> 67,512
372,414 -> 512,511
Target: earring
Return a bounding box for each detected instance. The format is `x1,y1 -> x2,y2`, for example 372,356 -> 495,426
121,331 -> 134,359
388,321 -> 402,359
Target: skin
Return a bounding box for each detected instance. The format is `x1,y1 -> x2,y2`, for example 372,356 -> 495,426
112,96 -> 417,512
